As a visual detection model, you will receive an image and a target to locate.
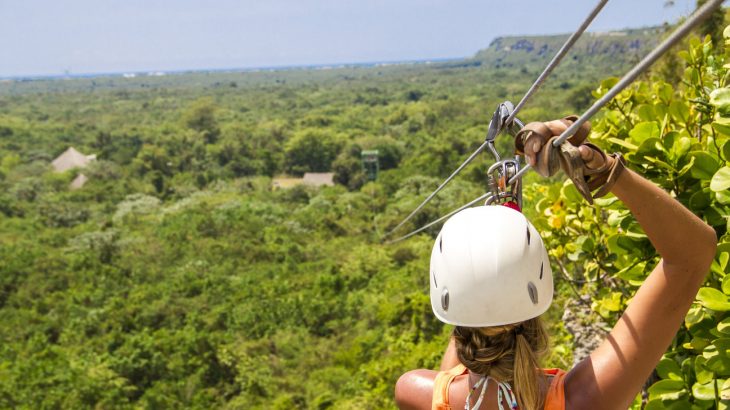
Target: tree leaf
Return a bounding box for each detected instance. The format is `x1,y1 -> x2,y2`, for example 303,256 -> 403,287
617,262 -> 647,282
704,339 -> 730,376
637,104 -> 656,122
645,399 -> 693,410
708,354 -> 730,376
686,66 -> 700,84
690,151 -> 720,180
648,379 -> 688,401
697,287 -> 730,311
606,137 -> 638,151
711,167 -> 730,192
669,100 -> 690,123
657,357 -> 684,381
719,317 -> 730,335
630,121 -> 661,144
717,190 -> 730,205
677,156 -> 696,177
560,179 -> 583,204
722,272 -> 730,295
722,379 -> 730,400
687,303 -> 707,327
696,355 -> 715,384
594,196 -> 619,207
644,155 -> 676,171
690,190 -> 712,210
692,380 -> 716,401
667,135 -> 691,163
721,252 -> 730,274
711,88 -> 730,116
712,119 -> 730,136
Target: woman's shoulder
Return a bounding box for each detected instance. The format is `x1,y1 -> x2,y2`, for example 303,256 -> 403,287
395,367 -> 564,410
395,369 -> 439,410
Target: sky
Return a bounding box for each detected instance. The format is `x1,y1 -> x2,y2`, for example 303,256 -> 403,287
0,0 -> 699,78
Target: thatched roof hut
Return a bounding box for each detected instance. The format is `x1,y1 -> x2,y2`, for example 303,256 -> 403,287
51,147 -> 96,173
302,172 -> 334,187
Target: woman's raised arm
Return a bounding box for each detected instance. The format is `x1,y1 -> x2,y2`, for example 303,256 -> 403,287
523,119 -> 717,409
562,156 -> 717,409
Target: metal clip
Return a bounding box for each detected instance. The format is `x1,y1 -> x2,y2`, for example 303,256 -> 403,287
483,101 -> 524,208
486,159 -> 521,207
485,102 -> 510,162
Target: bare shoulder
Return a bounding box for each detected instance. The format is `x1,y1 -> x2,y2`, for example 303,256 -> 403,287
395,369 -> 438,410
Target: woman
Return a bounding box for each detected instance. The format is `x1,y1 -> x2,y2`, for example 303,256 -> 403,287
394,118 -> 717,410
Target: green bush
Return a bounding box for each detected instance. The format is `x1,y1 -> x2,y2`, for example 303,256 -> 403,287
528,32 -> 730,409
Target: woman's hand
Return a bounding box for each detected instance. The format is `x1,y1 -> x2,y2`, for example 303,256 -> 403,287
522,118 -> 614,175
518,117 -> 623,204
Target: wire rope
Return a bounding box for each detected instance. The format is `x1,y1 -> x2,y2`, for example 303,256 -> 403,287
509,0 -> 724,184
383,0 -> 609,239
505,0 -> 609,125
386,193 -> 493,244
387,0 -> 724,244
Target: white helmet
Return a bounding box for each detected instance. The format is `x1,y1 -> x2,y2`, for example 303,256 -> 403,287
429,205 -> 553,327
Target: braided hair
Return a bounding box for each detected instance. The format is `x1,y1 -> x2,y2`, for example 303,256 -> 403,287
453,317 -> 550,410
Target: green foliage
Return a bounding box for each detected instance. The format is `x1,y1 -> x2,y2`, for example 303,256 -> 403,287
332,144 -> 367,190
0,23 -> 704,409
284,129 -> 341,175
183,97 -> 221,144
527,32 -> 730,409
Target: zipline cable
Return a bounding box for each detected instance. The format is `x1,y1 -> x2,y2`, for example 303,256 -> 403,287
509,0 -> 724,184
383,0 -> 609,239
387,0 -> 723,245
383,138 -> 490,239
387,193 -> 493,244
505,0 -> 609,125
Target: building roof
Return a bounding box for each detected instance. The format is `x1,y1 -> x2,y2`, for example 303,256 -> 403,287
51,147 -> 96,173
69,173 -> 89,190
272,177 -> 304,189
303,172 -> 334,187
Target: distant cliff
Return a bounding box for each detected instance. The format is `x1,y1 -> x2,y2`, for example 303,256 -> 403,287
471,27 -> 664,71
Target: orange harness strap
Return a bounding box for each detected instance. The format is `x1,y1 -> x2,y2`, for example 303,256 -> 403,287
543,368 -> 567,410
431,364 -> 468,410
431,366 -> 567,410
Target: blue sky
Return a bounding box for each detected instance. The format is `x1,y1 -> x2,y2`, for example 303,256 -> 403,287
0,0 -> 697,77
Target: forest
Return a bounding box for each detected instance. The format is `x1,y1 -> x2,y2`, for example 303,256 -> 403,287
1,11 -> 730,410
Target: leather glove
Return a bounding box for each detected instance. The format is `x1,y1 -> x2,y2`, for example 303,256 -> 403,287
514,116 -> 625,204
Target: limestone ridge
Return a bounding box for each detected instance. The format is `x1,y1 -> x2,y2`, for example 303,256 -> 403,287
471,27 -> 663,71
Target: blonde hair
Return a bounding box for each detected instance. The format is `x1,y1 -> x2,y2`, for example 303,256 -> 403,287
453,317 -> 550,410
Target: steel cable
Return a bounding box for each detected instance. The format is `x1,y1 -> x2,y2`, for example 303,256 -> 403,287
386,193 -> 493,244
509,0 -> 724,184
386,0 -> 723,245
383,0 -> 609,239
383,139 -> 491,238
505,0 -> 609,125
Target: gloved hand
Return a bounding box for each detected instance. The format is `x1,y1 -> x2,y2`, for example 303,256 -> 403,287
514,116 -> 625,204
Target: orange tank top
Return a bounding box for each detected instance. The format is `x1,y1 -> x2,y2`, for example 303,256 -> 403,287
431,364 -> 566,410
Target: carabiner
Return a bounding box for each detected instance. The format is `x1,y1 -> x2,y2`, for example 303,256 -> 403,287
486,159 -> 521,207
483,102 -> 524,208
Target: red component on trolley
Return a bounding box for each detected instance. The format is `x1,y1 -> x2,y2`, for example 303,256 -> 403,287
502,201 -> 521,213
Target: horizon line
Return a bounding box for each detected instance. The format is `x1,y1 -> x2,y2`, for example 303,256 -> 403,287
0,56 -> 468,82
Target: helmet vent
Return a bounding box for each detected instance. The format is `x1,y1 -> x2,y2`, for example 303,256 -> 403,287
526,226 -> 531,245
539,262 -> 543,279
432,270 -> 438,288
439,237 -> 443,253
527,282 -> 538,304
441,288 -> 449,311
